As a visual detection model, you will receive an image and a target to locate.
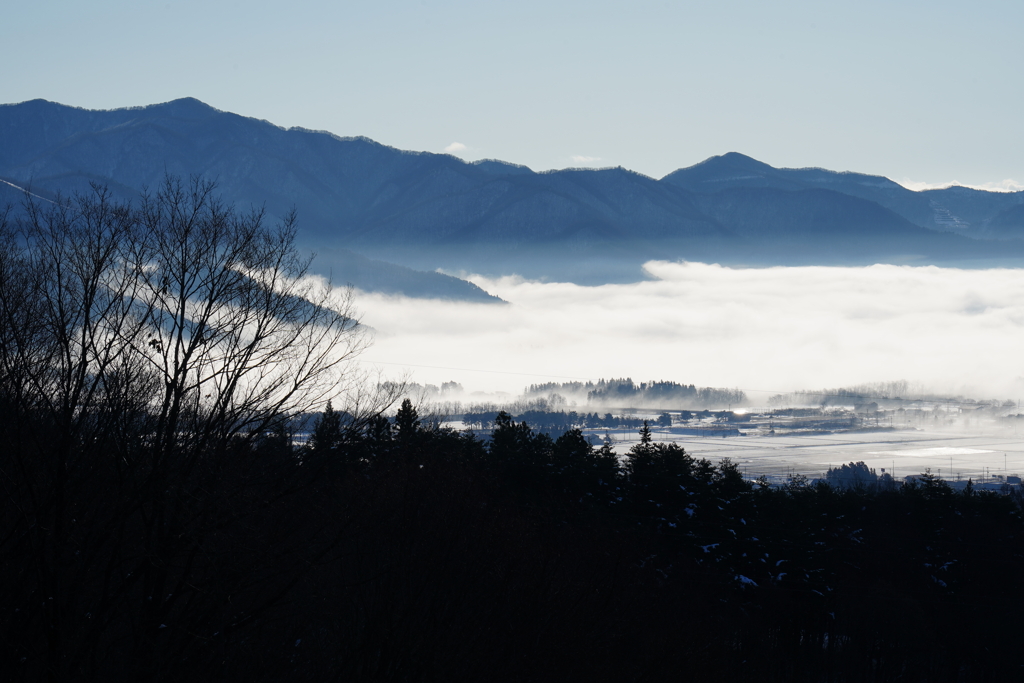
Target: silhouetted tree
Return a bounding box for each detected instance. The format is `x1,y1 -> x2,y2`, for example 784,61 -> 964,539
0,178 -> 389,680
825,461 -> 879,490
308,400 -> 344,453
394,398 -> 421,443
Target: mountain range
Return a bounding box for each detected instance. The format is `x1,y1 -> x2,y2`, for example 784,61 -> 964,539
3,97 -> 1023,288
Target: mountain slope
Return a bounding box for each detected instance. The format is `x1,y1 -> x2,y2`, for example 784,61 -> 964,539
988,202 -> 1024,239
3,99 -> 1023,281
0,173 -> 501,303
662,152 -> 1024,239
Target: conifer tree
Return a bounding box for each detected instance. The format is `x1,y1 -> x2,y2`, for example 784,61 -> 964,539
309,400 -> 343,454
394,398 -> 420,448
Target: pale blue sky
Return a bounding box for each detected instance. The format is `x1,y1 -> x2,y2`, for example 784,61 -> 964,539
4,0 -> 1022,187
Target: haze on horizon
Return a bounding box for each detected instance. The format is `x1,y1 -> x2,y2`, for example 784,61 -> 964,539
3,0 -> 1022,189
353,261 -> 1024,403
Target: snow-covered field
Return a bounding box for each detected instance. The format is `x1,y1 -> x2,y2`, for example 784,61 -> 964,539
592,425 -> 1024,486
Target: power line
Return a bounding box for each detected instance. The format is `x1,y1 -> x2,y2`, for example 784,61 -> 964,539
0,178 -> 56,204
356,358 -> 598,381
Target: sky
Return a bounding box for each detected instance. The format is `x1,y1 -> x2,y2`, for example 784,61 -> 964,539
4,0 -> 1023,189
353,262 -> 1024,402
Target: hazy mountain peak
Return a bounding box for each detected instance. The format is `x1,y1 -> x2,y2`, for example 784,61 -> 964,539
708,151 -> 774,170
2,98 -> 59,110
141,97 -> 222,119
2,97 -> 222,120
686,152 -> 775,175
543,164 -> 654,181
472,158 -> 534,175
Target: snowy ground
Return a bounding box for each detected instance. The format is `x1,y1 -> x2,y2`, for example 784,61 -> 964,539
585,425 -> 1024,486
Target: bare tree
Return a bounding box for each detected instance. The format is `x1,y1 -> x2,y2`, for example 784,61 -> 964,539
134,176 -> 374,455
0,177 -> 391,680
0,177 -> 377,453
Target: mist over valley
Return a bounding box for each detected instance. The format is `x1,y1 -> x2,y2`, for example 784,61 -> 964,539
12,0 -> 1024,674
359,260 -> 1024,401
5,96 -> 1024,473
7,96 -> 1024,475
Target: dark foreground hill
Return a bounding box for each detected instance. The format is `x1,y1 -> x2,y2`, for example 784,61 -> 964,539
6,399 -> 1023,682
3,98 -> 1024,282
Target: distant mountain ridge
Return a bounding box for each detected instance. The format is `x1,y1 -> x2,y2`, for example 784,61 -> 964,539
664,151 -> 1024,240
3,98 -> 1023,282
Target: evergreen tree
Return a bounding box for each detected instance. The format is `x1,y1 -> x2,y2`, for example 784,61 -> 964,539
394,398 -> 421,448
593,435 -> 623,504
363,413 -> 394,463
308,400 -> 343,454
307,400 -> 361,475
625,421 -> 658,485
626,421 -> 699,519
552,428 -> 624,504
713,457 -> 749,498
490,411 -> 551,492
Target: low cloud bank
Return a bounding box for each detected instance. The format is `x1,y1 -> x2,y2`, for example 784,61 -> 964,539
896,177 -> 1024,193
354,262 -> 1024,402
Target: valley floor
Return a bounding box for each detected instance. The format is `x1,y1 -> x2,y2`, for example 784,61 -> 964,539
591,424 -> 1024,487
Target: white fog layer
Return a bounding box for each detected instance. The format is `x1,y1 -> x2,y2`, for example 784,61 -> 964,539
355,262 -> 1024,401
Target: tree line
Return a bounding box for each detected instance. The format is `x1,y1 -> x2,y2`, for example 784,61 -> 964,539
525,378 -> 747,408
461,409 -> 647,433
7,390 -> 1023,680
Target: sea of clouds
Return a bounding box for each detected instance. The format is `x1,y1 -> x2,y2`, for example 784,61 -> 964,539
353,262 -> 1024,403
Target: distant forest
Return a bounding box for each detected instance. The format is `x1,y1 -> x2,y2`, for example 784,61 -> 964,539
4,181 -> 1023,681
524,377 -> 746,408
462,409 -> 645,433
769,380 -> 1017,408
